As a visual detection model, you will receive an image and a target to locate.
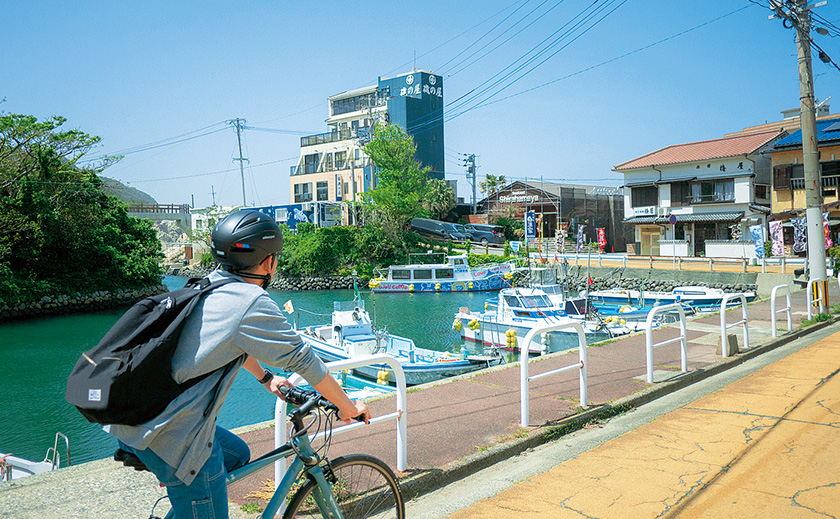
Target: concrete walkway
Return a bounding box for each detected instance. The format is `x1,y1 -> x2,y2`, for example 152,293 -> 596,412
1,279 -> 836,518
445,316 -> 840,518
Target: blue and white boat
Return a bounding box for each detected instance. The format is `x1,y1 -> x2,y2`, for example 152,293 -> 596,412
453,287 -> 632,355
300,299 -> 504,386
586,286 -> 755,310
369,253 -> 514,293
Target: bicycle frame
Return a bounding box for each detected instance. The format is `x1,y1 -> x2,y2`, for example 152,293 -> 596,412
162,428 -> 343,519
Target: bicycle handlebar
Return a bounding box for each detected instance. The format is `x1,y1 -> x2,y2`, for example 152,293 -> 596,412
278,386 -> 366,422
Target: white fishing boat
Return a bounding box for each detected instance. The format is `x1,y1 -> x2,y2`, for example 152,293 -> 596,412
586,286 -> 755,309
453,287 -> 631,355
300,299 -> 504,386
369,253 -> 514,293
1,433 -> 69,481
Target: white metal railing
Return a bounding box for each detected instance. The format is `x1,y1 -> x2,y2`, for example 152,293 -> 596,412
720,293 -> 749,358
275,355 -> 408,490
770,284 -> 793,337
806,279 -> 828,319
520,323 -> 588,428
644,303 -> 688,383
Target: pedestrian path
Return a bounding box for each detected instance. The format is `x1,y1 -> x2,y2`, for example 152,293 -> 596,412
445,314 -> 840,518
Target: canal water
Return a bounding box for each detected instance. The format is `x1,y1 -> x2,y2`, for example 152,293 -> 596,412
0,276 -> 488,465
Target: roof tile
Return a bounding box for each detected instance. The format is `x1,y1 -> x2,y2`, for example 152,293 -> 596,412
615,129 -> 784,171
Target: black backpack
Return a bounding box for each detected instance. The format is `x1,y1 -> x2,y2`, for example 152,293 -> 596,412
65,277 -> 238,426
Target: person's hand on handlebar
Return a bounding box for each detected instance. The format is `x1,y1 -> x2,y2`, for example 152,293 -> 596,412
266,375 -> 296,399
337,400 -> 370,425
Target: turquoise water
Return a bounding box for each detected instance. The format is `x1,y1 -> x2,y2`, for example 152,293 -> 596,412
0,276 -> 487,465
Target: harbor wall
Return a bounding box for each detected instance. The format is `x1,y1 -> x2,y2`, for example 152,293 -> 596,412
531,265 -> 801,298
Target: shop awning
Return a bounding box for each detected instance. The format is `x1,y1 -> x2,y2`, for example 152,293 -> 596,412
624,212 -> 744,225
661,212 -> 744,224
622,215 -> 657,224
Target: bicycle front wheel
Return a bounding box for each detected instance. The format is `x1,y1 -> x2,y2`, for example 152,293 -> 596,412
283,454 -> 405,519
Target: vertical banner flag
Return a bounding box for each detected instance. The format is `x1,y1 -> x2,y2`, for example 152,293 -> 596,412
597,228 -> 606,252
792,217 -> 807,253
558,223 -> 568,252
749,224 -> 765,259
824,212 -> 833,249
525,211 -> 536,243
577,225 -> 586,252
769,220 -> 784,256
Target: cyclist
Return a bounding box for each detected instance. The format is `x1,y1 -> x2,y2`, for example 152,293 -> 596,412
107,209 -> 370,518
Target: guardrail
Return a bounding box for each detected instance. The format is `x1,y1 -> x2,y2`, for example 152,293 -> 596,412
770,284 -> 792,337
806,279 -> 828,319
520,323 -> 588,428
542,252 -> 808,274
275,354 -> 408,488
720,293 -> 749,358
643,303 -> 687,383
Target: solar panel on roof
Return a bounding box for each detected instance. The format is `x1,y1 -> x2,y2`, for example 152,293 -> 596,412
824,122 -> 840,132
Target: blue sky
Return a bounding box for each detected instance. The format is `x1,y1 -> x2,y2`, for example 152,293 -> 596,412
3,1 -> 839,208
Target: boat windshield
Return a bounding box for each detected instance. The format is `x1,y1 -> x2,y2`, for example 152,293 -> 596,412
504,294 -> 552,309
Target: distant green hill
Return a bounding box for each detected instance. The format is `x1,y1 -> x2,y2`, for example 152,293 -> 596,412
100,177 -> 157,204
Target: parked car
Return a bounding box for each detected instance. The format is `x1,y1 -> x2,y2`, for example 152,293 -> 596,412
410,218 -> 470,242
464,223 -> 505,247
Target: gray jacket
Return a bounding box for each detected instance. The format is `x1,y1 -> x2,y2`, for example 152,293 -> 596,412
107,270 -> 327,485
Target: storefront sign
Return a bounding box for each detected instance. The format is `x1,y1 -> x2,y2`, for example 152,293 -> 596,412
499,191 -> 540,204
398,74 -> 443,98
633,206 -> 656,216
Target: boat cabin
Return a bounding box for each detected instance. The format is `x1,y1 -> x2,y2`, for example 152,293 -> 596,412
387,255 -> 469,282
493,288 -> 566,320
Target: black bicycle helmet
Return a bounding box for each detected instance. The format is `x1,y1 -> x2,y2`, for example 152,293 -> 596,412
210,209 -> 283,271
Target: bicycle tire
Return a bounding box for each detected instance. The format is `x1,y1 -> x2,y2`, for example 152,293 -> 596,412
283,454 -> 405,519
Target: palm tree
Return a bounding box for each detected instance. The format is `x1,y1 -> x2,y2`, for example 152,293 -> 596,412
424,178 -> 455,219
479,174 -> 506,196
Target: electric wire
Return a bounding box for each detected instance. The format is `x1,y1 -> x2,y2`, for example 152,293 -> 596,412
407,0 -> 626,135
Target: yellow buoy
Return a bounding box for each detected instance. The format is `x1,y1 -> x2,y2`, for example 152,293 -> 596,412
409,284 -> 415,292
468,282 -> 474,289
435,283 -> 441,291
452,319 -> 463,331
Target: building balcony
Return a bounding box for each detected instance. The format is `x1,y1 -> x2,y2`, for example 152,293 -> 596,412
300,129 -> 354,148
290,158 -> 369,176
789,176 -> 840,190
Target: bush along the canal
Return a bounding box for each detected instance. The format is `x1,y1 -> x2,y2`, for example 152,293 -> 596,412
0,285 -> 168,324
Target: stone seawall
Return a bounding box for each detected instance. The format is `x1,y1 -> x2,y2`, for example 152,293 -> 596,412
165,265 -> 356,292
0,284 -> 169,324
518,265 -> 760,295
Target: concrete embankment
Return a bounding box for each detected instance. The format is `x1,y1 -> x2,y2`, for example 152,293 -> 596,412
519,264 -> 800,297
166,265 -> 359,291
0,284 -> 168,324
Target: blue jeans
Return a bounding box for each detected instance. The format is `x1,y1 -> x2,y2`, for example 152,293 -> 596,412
120,427 -> 250,519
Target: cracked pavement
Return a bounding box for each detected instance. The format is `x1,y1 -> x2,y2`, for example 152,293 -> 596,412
445,327 -> 840,518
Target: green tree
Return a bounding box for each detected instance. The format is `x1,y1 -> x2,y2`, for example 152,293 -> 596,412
362,124 -> 430,241
0,112 -> 162,304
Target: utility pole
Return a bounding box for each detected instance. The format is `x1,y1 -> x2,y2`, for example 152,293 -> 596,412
229,118 -> 248,207
795,0 -> 826,294
463,153 -> 477,214
770,0 -> 828,306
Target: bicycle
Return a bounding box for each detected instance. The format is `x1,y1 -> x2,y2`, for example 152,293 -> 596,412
124,386 -> 405,519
